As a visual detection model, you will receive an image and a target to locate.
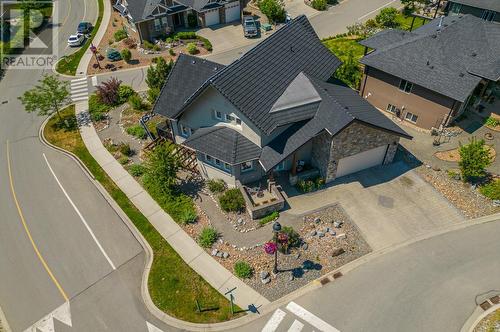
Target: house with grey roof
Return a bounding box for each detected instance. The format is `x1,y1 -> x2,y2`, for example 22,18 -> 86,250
113,0 -> 241,42
153,16 -> 410,191
359,14 -> 500,130
446,0 -> 499,22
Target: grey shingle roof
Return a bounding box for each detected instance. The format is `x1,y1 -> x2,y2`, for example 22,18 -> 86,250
152,54 -> 224,118
208,15 -> 342,134
358,29 -> 416,49
449,0 -> 500,12
361,15 -> 500,102
123,0 -> 161,21
259,78 -> 411,171
183,127 -> 262,164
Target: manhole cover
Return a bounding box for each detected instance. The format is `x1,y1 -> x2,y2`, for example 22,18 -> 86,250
480,301 -> 492,311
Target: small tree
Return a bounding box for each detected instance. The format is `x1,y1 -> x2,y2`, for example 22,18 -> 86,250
458,138 -> 492,182
375,7 -> 400,28
143,142 -> 179,195
121,48 -> 132,62
400,0 -> 429,13
96,77 -> 122,105
334,51 -> 362,89
259,0 -> 286,23
146,57 -> 173,90
18,74 -> 69,120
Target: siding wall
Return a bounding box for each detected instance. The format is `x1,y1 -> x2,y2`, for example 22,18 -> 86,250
361,67 -> 462,129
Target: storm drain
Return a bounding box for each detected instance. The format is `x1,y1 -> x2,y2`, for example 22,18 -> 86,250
480,301 -> 492,311
333,272 -> 343,279
320,277 -> 331,285
490,295 -> 500,304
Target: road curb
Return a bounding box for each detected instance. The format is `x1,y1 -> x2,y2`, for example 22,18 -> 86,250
0,303 -> 12,332
462,303 -> 500,332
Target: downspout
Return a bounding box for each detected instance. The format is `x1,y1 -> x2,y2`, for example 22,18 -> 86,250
360,66 -> 369,97
443,100 -> 458,128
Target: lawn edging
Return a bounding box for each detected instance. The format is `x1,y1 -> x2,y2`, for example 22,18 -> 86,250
39,109 -> 260,331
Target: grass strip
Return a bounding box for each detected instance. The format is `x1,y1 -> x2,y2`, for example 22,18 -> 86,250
43,106 -> 241,323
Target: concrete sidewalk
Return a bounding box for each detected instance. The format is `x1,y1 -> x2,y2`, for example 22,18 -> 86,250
75,102 -> 269,313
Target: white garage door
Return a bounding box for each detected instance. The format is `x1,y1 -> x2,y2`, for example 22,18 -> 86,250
225,2 -> 240,23
336,145 -> 388,178
204,9 -> 220,26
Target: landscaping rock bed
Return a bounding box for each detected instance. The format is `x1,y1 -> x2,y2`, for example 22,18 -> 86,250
474,308 -> 500,332
187,204 -> 371,301
415,165 -> 500,218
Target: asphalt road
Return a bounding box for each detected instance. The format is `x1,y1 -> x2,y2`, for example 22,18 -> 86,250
238,218 -> 500,332
0,1 -> 168,331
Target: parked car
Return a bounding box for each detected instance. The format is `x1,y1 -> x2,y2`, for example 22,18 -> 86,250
77,22 -> 93,34
243,16 -> 258,38
67,33 -> 85,47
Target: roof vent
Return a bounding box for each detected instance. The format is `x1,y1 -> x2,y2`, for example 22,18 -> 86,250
344,106 -> 349,110
459,72 -> 465,77
426,60 -> 430,65
191,60 -> 196,64
290,46 -> 295,53
430,65 -> 434,69
214,66 -> 218,71
431,34 -> 437,38
471,52 -> 477,57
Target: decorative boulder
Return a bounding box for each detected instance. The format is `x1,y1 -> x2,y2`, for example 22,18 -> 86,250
260,271 -> 270,280
331,247 -> 345,257
336,233 -> 346,240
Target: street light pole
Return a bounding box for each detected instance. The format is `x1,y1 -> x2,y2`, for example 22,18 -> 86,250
273,222 -> 281,274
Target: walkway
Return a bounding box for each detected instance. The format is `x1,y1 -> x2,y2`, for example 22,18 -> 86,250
75,101 -> 269,311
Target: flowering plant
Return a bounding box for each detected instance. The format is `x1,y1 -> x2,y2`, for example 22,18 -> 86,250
264,242 -> 277,255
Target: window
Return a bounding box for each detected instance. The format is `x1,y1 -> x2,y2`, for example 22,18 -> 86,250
386,104 -> 397,113
225,114 -> 234,122
482,10 -> 496,21
204,154 -> 231,173
224,163 -> 231,171
274,161 -> 285,171
449,3 -> 461,14
154,18 -> 162,31
240,161 -> 253,172
179,123 -> 191,137
215,158 -> 221,166
235,118 -> 242,125
214,110 -> 223,120
161,16 -> 169,25
398,79 -> 413,93
205,154 -> 213,163
405,112 -> 418,123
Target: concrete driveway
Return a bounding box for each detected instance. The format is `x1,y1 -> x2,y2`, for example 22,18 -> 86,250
282,161 -> 465,250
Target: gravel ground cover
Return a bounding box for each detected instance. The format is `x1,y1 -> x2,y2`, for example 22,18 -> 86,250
181,204 -> 371,301
474,308 -> 500,332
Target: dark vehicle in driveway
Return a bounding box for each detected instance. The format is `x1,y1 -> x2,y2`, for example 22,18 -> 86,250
243,16 -> 258,38
77,22 -> 93,34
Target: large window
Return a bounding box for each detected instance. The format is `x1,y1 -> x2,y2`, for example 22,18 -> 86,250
154,18 -> 162,31
240,161 -> 253,173
399,79 -> 413,93
214,110 -> 223,120
405,112 -> 418,123
482,10 -> 496,21
204,154 -> 231,173
449,3 -> 461,14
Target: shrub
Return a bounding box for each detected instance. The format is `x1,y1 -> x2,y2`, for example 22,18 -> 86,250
169,48 -> 175,56
126,124 -> 147,139
128,94 -> 147,111
207,179 -> 226,193
143,40 -> 154,50
459,138 -> 493,181
186,42 -> 198,55
153,44 -> 161,52
277,226 -> 301,254
259,211 -> 279,226
219,188 -> 245,212
120,48 -> 131,62
375,7 -> 400,28
259,0 -> 286,22
114,29 -> 127,42
129,163 -> 146,177
311,0 -> 327,10
118,156 -> 129,165
198,36 -> 212,51
485,117 -> 500,127
88,94 -> 111,121
198,227 -> 219,248
118,84 -> 136,104
480,179 -> 500,200
147,87 -> 160,104
174,31 -> 197,40
96,77 -> 122,105
447,169 -> 460,180
234,261 -> 253,278
187,14 -> 198,28
119,143 -> 133,156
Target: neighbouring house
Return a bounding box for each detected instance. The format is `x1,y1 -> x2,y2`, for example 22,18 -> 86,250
153,16 -> 410,206
113,0 -> 241,42
359,14 -> 500,130
446,0 -> 499,22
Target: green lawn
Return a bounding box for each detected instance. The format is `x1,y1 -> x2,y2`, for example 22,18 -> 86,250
55,0 -> 104,75
396,13 -> 429,31
44,106 -> 241,323
322,36 -> 365,63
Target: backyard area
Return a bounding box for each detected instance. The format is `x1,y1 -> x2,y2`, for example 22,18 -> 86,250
87,10 -> 212,74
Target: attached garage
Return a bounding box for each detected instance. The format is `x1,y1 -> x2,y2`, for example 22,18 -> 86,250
204,9 -> 220,26
225,2 -> 240,23
336,144 -> 388,178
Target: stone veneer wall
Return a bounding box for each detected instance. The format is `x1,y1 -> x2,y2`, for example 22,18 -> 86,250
311,121 -> 400,182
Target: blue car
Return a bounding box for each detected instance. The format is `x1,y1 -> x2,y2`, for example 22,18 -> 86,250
77,22 -> 93,34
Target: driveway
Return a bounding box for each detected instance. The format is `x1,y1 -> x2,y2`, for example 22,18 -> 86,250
281,161 -> 465,250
